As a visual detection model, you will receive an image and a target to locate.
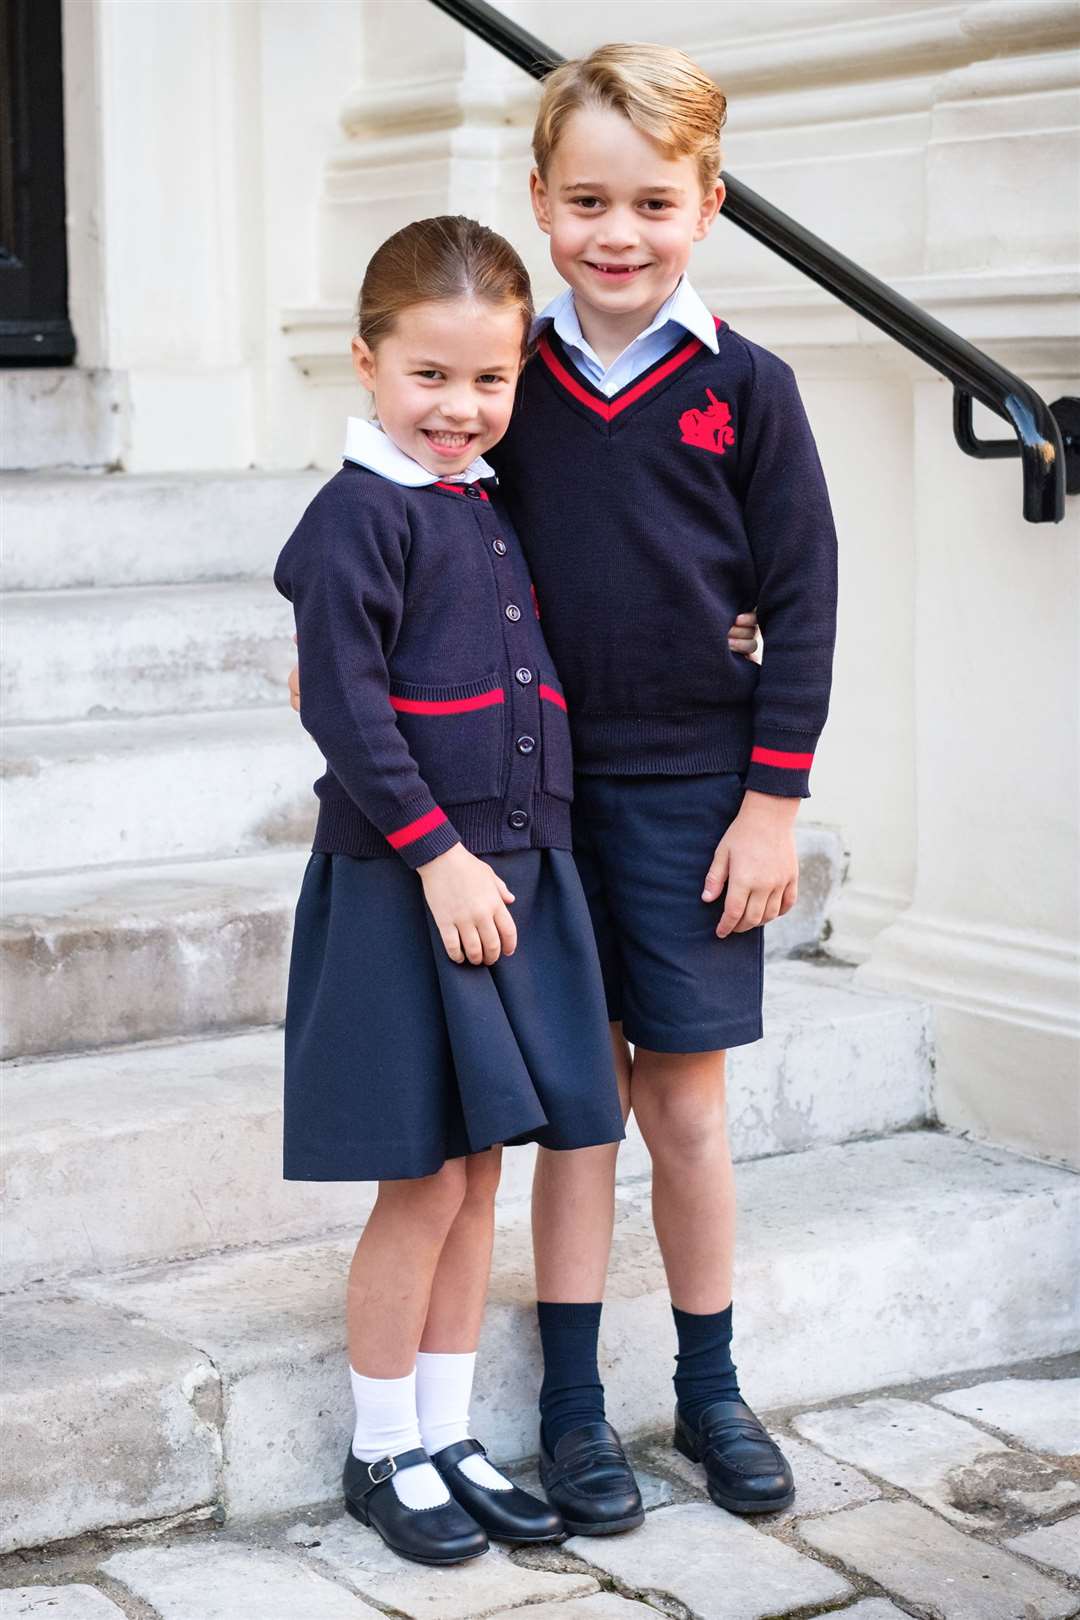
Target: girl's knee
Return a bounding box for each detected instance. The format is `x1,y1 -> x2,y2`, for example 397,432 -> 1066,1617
377,1158 -> 469,1226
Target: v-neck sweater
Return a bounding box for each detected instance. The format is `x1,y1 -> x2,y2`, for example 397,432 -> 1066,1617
488,319 -> 838,797
273,464 -> 573,869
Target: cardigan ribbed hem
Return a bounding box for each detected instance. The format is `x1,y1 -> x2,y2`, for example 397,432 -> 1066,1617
570,707 -> 753,778
313,789 -> 572,861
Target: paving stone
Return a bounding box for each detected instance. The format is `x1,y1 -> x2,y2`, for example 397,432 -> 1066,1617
0,1589 -> 125,1619
0,1295 -> 219,1554
486,1598 -> 661,1620
101,1540 -> 374,1618
817,1604 -> 908,1619
800,1499 -> 1079,1620
793,1396 -> 1014,1525
935,1379 -> 1080,1457
1005,1516 -> 1080,1578
565,1501 -> 851,1619
643,1432 -> 880,1522
286,1513 -> 597,1618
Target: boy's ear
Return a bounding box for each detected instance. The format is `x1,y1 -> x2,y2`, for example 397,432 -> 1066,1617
529,168 -> 553,236
351,336 -> 377,392
694,179 -> 726,242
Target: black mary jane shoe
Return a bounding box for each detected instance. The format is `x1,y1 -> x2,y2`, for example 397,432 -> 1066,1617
343,1445 -> 489,1566
431,1437 -> 564,1545
538,1420 -> 645,1536
673,1399 -> 795,1514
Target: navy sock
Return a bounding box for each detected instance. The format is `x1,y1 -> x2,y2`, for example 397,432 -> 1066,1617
671,1303 -> 741,1426
536,1301 -> 605,1451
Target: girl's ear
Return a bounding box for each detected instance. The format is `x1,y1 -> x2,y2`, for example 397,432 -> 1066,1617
694,179 -> 726,243
351,336 -> 377,392
529,168 -> 553,236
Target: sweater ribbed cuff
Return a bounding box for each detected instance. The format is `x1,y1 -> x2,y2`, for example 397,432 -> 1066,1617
744,730 -> 818,800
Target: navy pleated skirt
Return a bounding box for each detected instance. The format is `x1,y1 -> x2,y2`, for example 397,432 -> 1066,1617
283,848 -> 625,1182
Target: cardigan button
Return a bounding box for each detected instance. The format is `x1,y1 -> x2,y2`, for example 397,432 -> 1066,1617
516,735 -> 536,755
505,603 -> 522,622
515,667 -> 533,685
464,484 -> 482,499
492,538 -> 508,556
508,809 -> 530,830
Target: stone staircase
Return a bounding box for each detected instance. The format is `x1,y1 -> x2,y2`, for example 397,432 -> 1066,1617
2,455 -> 1078,1558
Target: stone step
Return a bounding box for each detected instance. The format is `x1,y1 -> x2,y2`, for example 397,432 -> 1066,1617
2,580 -> 296,723
0,370 -> 127,473
3,707 -> 320,876
0,469 -> 322,590
0,961 -> 931,1289
1,830 -> 844,1060
4,1131 -> 1076,1551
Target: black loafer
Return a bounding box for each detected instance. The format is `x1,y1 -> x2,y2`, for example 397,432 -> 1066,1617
539,1420 -> 644,1536
343,1445 -> 489,1565
432,1437 -> 564,1544
673,1400 -> 795,1514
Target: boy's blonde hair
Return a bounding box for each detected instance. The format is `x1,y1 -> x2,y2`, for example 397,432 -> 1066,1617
532,43 -> 727,195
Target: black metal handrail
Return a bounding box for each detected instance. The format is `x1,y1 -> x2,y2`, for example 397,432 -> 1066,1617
429,0 -> 1074,524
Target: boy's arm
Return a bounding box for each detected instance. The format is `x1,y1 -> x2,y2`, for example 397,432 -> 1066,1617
738,349 -> 838,799
703,353 -> 838,935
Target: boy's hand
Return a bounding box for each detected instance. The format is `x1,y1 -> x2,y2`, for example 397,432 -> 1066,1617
728,610 -> 761,662
419,843 -> 518,965
703,791 -> 799,938
288,635 -> 301,712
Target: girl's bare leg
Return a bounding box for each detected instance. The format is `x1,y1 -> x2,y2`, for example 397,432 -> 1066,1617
421,1148 -> 504,1352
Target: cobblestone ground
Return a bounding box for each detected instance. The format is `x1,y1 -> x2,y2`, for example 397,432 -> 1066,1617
4,1356 -> 1077,1620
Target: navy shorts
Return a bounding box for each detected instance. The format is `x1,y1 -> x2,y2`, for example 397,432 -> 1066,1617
570,772 -> 765,1054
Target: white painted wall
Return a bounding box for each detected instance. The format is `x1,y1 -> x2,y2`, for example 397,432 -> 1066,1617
60,0 -> 1080,1161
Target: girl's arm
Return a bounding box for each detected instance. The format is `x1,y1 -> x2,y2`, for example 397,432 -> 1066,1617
275,483 -> 516,964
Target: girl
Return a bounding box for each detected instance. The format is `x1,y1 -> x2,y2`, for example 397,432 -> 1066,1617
273,216 -> 627,1566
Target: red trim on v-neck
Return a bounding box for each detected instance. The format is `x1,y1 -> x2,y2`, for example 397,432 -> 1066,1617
535,316 -> 724,424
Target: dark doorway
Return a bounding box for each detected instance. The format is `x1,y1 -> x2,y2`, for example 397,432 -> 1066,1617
0,0 -> 75,364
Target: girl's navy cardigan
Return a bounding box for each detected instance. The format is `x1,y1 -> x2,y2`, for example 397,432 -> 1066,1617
489,318 -> 839,798
274,465 -> 574,870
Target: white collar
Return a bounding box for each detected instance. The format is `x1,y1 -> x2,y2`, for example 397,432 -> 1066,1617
343,417 -> 495,487
531,275 -> 719,359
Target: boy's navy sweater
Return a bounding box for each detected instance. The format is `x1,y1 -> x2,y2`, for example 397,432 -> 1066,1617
489,318 -> 838,798
274,466 -> 574,870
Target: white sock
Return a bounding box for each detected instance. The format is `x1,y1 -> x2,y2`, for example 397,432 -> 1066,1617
349,1365 -> 450,1510
416,1350 -> 514,1492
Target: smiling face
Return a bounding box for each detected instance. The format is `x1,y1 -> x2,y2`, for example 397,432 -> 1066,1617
351,297 -> 525,477
531,104 -> 724,340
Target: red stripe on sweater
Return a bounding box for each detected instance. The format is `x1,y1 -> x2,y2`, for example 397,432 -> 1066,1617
539,684 -> 567,711
390,689 -> 505,716
386,807 -> 448,849
751,746 -> 814,769
536,332 -> 705,423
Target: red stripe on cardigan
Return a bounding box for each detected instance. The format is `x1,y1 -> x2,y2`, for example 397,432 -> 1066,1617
539,684 -> 567,711
434,480 -> 489,500
750,745 -> 814,769
386,806 -> 449,849
390,689 -> 505,715
537,332 -> 705,423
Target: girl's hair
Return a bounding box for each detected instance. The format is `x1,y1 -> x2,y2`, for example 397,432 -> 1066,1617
532,43 -> 727,195
357,216 -> 534,361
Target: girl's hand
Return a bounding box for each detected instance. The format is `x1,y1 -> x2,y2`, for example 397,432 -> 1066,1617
419,843 -> 518,965
702,791 -> 799,937
728,610 -> 761,661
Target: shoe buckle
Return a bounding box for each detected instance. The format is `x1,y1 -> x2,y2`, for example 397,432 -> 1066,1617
367,1456 -> 396,1486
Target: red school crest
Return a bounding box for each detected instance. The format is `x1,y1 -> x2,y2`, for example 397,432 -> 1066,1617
679,388 -> 735,456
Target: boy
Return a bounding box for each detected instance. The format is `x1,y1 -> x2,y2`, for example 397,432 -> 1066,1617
290,41 -> 836,1530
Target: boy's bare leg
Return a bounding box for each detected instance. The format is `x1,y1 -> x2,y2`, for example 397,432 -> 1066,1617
628,1047 -> 734,1310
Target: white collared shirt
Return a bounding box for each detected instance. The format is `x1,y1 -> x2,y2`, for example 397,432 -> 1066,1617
531,276 -> 719,398
343,417 -> 495,486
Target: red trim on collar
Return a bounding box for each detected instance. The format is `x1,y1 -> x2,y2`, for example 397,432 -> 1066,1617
433,480 -> 489,500
536,317 -> 721,423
